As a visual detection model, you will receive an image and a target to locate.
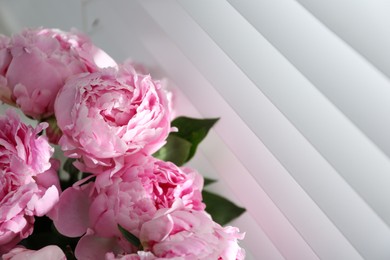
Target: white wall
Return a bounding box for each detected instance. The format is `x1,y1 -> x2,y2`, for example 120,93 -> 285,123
1,0 -> 390,259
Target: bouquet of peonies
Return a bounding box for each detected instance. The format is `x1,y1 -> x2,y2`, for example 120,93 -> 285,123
0,28 -> 245,260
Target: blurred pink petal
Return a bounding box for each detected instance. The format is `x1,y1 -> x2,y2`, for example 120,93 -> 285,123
52,183 -> 93,237
0,110 -> 59,253
3,245 -> 65,260
0,28 -> 117,118
139,207 -> 245,260
75,232 -> 121,260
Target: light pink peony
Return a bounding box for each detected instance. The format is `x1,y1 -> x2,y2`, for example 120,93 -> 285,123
138,204 -> 245,260
104,202 -> 245,260
2,245 -> 66,260
55,64 -> 171,174
137,159 -> 205,211
51,156 -> 204,259
52,177 -> 154,260
0,109 -> 60,254
0,27 -> 116,119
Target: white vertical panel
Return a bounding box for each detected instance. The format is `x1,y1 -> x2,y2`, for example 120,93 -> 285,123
136,0 -> 389,259
227,0 -> 390,159
135,0 -> 367,259
163,82 -> 285,260
0,0 -> 83,33
296,0 -> 390,77
1,0 -> 390,259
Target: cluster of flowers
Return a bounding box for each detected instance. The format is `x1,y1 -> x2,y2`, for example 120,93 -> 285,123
0,28 -> 245,259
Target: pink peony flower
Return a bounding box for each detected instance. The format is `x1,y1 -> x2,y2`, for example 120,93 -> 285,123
0,109 -> 60,254
137,205 -> 245,260
104,202 -> 245,260
52,177 -> 155,260
136,159 -> 205,211
0,27 -> 116,119
74,230 -> 133,260
55,64 -> 171,174
2,245 -> 66,260
51,156 -> 204,259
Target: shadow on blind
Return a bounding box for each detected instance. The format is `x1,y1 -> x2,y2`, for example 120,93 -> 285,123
0,0 -> 389,259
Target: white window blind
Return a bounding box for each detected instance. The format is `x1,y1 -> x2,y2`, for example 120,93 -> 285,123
1,0 -> 390,259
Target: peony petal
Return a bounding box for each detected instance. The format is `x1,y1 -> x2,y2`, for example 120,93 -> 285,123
52,184 -> 93,237
54,63 -> 171,174
35,159 -> 61,191
75,232 -> 121,260
2,245 -> 66,260
31,185 -> 59,216
140,214 -> 174,246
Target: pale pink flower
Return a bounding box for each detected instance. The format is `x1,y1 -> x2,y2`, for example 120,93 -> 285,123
138,205 -> 245,260
89,157 -> 205,239
52,156 -> 204,259
52,176 -> 154,260
55,64 -> 171,174
0,27 -> 116,119
0,109 -> 60,254
50,182 -> 95,238
2,245 -> 66,260
105,203 -> 245,260
74,230 -> 134,260
133,159 -> 205,211
74,232 -> 167,260
121,60 -> 175,121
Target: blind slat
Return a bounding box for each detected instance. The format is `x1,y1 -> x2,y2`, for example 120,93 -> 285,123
135,0 -> 377,259
227,0 -> 390,159
165,85 -> 285,260
1,0 -> 389,259
110,2 -> 320,258
137,0 -> 390,258
224,0 -> 390,229
178,1 -> 390,258
296,0 -> 390,79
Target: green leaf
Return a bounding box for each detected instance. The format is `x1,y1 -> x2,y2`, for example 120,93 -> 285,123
171,117 -> 219,162
202,190 -> 245,225
204,177 -> 217,186
153,135 -> 192,166
118,224 -> 142,249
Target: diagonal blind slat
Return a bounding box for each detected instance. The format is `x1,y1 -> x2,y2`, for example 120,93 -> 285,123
1,0 -> 389,259
227,0 -> 390,159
